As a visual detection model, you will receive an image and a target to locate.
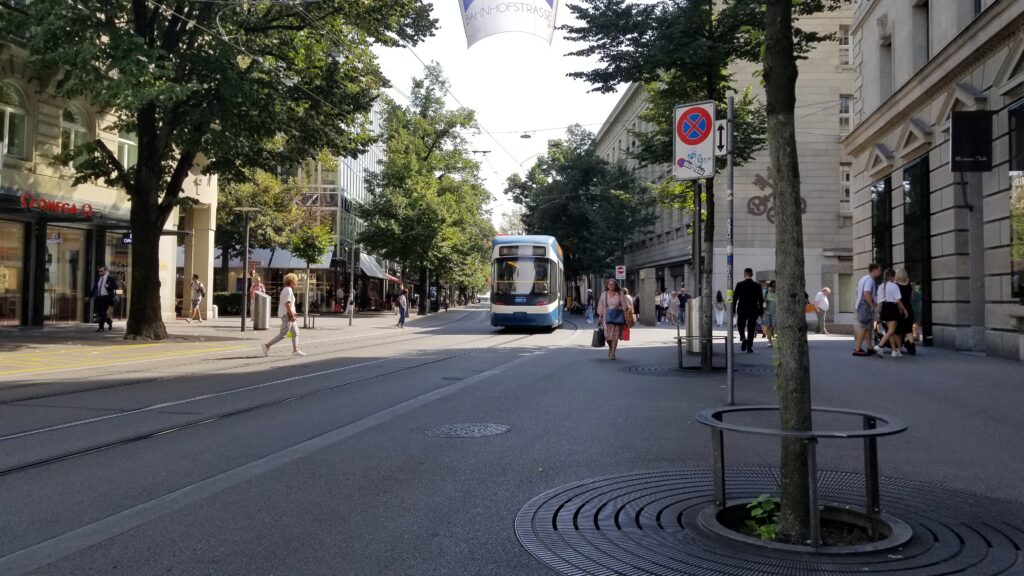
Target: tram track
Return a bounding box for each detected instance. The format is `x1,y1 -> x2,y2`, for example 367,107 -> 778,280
0,320 -> 575,478
0,308 -> 481,405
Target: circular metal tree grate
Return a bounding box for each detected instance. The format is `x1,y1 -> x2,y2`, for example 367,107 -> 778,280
515,468 -> 1024,575
425,423 -> 510,438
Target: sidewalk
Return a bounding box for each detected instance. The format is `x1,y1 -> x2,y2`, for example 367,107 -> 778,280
0,307 -> 472,384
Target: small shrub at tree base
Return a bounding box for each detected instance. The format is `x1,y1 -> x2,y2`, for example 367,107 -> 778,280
745,494 -> 780,541
213,292 -> 243,316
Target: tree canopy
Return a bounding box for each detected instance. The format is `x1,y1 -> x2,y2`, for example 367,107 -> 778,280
215,170 -> 303,275
357,65 -> 494,294
504,125 -> 655,279
0,0 -> 435,338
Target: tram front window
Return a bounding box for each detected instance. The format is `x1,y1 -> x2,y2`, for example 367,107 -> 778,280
494,258 -> 549,296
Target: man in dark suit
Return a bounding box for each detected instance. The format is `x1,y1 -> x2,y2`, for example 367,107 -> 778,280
90,265 -> 118,332
733,268 -> 764,352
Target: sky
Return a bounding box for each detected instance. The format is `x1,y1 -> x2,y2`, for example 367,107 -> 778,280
372,0 -> 627,228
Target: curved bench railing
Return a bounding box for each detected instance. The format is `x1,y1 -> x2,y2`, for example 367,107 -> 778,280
695,405 -> 908,547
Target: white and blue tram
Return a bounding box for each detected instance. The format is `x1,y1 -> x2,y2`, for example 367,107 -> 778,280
490,235 -> 565,328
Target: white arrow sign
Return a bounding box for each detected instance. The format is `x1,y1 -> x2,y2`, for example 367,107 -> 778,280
715,120 -> 728,157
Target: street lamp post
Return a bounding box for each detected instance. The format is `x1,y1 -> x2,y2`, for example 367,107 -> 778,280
234,207 -> 259,332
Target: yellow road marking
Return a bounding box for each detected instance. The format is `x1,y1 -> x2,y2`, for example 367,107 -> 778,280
0,343 -> 250,376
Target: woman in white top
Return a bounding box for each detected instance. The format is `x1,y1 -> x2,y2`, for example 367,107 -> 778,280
874,269 -> 908,358
262,273 -> 305,357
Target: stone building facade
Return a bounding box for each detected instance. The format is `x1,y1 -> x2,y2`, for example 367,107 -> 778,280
0,41 -> 218,326
844,0 -> 1024,360
594,6 -> 856,326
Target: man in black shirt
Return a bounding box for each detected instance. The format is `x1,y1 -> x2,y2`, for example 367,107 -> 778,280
733,268 -> 764,352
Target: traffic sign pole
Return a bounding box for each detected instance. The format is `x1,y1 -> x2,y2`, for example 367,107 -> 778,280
726,95 -> 735,405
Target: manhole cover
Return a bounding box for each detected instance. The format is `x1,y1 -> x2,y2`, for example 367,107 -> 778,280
425,423 -> 510,438
516,468 -> 1024,575
620,365 -> 680,377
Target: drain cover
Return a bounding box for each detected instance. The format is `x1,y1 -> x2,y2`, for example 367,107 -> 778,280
425,423 -> 510,438
620,365 -> 680,377
516,468 -> 1024,575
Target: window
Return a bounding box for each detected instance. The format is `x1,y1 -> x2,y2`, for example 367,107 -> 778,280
911,1 -> 930,73
1,82 -> 27,160
1010,101 -> 1024,302
839,94 -> 852,133
60,107 -> 88,167
974,0 -> 984,17
838,25 -> 850,66
840,162 -> 851,199
879,38 -> 894,100
902,158 -> 932,339
871,177 -> 893,268
117,131 -> 138,169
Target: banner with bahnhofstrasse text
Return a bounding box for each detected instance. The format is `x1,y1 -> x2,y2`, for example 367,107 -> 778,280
459,0 -> 559,48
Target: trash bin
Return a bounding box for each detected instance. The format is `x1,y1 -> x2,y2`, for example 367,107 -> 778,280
253,292 -> 271,330
686,296 -> 701,353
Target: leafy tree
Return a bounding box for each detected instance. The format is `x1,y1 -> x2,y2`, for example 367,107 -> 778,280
357,66 -> 493,313
499,206 -> 528,236
504,125 -> 654,280
0,0 -> 435,339
288,223 -> 335,327
215,170 -> 303,291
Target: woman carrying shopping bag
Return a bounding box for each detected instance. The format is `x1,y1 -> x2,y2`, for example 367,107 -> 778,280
597,279 -> 631,360
262,273 -> 305,357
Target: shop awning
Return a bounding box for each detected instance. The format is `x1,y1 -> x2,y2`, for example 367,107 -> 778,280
386,273 -> 402,285
359,253 -> 388,279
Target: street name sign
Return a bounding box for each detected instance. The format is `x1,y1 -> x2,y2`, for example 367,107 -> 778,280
673,101 -> 716,181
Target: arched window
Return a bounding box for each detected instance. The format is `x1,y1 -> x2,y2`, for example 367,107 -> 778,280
117,130 -> 138,169
60,106 -> 89,167
1,82 -> 28,160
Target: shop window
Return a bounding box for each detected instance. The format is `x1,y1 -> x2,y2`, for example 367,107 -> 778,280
60,106 -> 89,168
902,158 -> 932,339
1009,101 -> 1024,302
871,177 -> 893,268
0,220 -> 25,325
117,131 -> 138,170
1,82 -> 28,160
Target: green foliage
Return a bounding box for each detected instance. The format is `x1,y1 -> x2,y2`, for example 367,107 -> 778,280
288,224 -> 335,267
357,66 -> 493,292
216,170 -> 303,261
0,0 -> 435,337
504,125 -> 655,278
745,494 -> 780,541
212,292 -> 244,316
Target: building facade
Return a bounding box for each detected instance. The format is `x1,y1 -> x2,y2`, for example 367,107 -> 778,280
594,6 -> 856,326
844,0 -> 1024,360
1,42 -> 217,327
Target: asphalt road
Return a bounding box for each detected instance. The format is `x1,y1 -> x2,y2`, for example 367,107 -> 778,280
0,308 -> 1021,575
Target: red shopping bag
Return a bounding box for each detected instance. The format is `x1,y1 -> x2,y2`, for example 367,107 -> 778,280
622,324 -> 631,341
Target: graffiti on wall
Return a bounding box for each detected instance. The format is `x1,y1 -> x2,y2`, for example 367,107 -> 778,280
747,173 -> 806,224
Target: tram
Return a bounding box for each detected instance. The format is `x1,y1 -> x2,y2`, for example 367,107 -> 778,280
490,235 -> 565,328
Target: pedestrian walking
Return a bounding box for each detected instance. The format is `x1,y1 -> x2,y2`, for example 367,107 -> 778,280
813,287 -> 831,334
249,275 -> 265,320
263,273 -> 305,357
733,268 -> 764,353
714,290 -> 726,327
659,288 -> 672,324
89,265 -> 118,332
874,269 -> 908,358
597,279 -> 630,360
397,288 -> 409,328
763,281 -> 778,346
667,288 -> 680,326
678,288 -> 691,328
186,274 -> 206,323
895,269 -> 916,355
585,288 -> 596,323
853,263 -> 882,356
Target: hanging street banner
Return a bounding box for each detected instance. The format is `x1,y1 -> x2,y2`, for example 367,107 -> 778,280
459,0 -> 559,48
673,101 -> 716,181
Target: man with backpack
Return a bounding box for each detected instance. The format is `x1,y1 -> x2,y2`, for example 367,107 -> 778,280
187,274 -> 206,323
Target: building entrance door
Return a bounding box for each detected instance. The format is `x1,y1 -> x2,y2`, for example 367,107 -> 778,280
43,226 -> 86,324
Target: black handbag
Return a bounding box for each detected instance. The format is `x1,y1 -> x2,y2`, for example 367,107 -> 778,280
591,328 -> 606,348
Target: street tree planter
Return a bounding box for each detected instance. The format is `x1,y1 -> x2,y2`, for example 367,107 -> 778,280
695,406 -> 911,552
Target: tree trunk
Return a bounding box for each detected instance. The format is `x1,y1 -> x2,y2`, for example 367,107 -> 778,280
304,264 -> 311,328
701,179 -> 715,369
125,195 -> 169,340
419,265 -> 429,315
765,0 -> 813,544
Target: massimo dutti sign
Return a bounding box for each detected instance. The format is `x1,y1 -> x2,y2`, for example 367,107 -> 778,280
950,111 -> 994,172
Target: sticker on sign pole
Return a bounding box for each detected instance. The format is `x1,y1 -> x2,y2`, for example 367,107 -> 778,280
673,101 -> 716,181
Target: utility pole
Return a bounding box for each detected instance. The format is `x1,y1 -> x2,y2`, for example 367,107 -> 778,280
349,243 -> 356,326
725,95 -> 736,404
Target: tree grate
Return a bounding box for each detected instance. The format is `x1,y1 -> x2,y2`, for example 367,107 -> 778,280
424,423 -> 510,438
515,467 -> 1024,575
